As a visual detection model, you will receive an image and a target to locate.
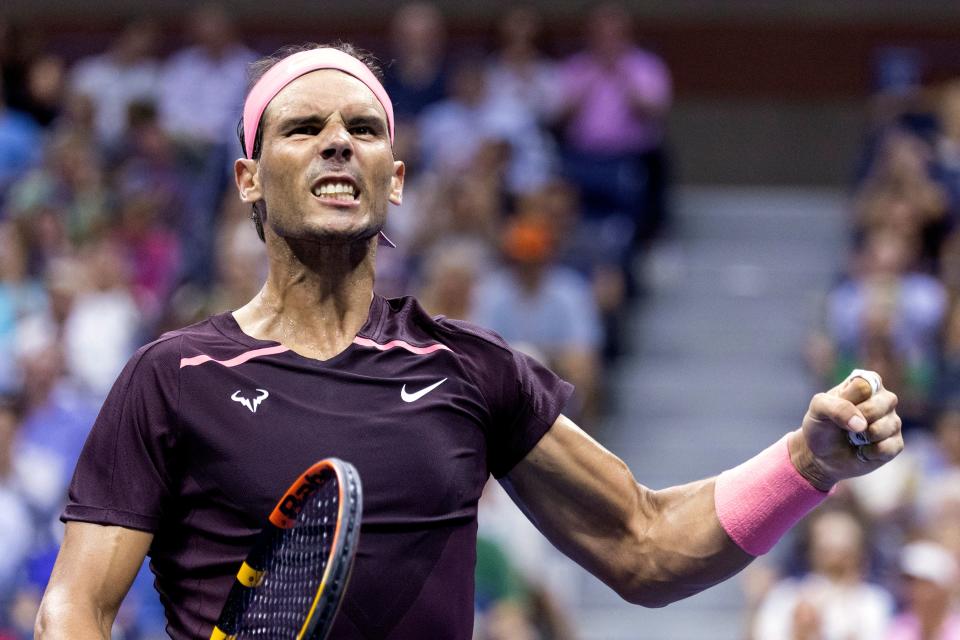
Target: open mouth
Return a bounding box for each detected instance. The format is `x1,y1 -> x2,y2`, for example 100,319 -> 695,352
310,177 -> 360,203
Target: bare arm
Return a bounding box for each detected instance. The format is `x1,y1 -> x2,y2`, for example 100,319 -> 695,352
503,376 -> 902,607
35,522 -> 153,639
502,414 -> 750,607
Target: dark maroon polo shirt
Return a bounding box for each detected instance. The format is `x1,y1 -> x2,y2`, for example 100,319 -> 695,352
62,294 -> 572,639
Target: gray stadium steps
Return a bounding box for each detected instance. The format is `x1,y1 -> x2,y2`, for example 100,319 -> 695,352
569,186 -> 848,639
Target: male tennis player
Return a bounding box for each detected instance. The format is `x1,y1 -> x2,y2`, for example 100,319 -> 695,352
36,43 -> 902,639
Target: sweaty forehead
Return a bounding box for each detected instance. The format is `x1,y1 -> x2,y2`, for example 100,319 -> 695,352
262,69 -> 387,130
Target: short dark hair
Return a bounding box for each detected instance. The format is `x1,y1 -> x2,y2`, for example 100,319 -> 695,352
238,41 -> 384,242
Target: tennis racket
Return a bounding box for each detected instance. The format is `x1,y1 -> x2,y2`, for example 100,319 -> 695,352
210,457 -> 363,640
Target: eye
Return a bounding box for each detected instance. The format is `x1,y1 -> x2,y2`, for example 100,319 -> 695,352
350,125 -> 375,136
291,125 -> 320,136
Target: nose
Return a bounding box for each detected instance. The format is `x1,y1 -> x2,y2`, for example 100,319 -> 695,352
320,125 -> 353,162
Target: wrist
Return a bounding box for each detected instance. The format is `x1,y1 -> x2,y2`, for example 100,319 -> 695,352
787,430 -> 836,492
714,435 -> 833,556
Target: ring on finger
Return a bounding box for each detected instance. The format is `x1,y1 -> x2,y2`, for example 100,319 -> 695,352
856,446 -> 869,464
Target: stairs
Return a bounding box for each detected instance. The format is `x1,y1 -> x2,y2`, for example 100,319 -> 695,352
569,186 -> 848,639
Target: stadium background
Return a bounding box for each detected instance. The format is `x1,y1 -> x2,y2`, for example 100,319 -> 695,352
1,1 -> 959,638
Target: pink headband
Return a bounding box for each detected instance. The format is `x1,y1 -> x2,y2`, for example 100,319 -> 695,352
242,48 -> 395,159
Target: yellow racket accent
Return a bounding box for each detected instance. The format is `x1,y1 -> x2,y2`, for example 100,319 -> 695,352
209,626 -> 235,640
236,561 -> 265,587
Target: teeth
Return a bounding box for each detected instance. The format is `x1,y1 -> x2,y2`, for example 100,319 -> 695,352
312,181 -> 357,199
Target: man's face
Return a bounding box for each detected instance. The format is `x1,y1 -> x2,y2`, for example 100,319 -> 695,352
238,69 -> 404,245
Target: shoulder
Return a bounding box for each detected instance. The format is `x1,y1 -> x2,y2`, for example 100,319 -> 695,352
375,295 -> 514,358
127,314 -> 233,372
627,47 -> 668,68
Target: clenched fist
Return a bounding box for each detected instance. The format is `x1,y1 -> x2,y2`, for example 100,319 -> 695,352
787,371 -> 903,491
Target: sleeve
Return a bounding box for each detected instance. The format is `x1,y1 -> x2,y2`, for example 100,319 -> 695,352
442,320 -> 574,478
628,52 -> 672,111
61,337 -> 181,532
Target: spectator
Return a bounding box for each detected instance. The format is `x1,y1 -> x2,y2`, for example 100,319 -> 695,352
886,541 -> 960,640
0,396 -> 33,593
0,80 -> 42,203
21,54 -> 66,129
0,223 -> 46,393
752,509 -> 894,640
416,241 -> 486,320
382,2 -> 449,121
111,165 -> 182,324
933,80 -> 960,225
472,213 -> 603,421
855,131 -> 948,262
62,240 -> 141,397
486,6 -> 559,129
68,18 -> 160,146
6,132 -> 110,249
158,4 -> 255,148
418,55 -> 554,194
555,2 -> 672,242
822,228 -> 947,424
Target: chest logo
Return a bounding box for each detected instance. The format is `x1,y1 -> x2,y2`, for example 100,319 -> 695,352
231,389 -> 269,413
401,378 -> 447,403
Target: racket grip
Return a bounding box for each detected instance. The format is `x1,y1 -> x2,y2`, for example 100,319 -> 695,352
844,369 -> 880,447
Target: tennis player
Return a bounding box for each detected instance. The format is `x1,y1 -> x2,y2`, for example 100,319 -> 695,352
35,43 -> 903,639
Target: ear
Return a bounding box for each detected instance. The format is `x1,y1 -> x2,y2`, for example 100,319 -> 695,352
235,158 -> 262,204
388,160 -> 405,206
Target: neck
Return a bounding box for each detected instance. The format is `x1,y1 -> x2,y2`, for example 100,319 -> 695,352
234,234 -> 377,360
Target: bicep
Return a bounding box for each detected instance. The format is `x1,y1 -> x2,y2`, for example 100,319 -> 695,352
502,414 -> 654,587
37,522 -> 153,637
503,414 -> 750,605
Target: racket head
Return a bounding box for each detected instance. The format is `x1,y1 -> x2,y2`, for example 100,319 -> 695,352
211,457 -> 363,640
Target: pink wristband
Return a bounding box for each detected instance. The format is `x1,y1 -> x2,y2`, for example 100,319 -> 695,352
714,435 -> 832,556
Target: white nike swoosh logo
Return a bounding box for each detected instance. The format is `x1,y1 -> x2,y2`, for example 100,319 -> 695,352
401,378 -> 447,402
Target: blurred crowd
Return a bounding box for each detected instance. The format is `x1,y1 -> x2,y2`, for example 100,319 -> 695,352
744,52 -> 960,640
0,2 -> 673,638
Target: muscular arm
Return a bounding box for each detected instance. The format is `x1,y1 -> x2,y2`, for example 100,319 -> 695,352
35,522 -> 153,639
502,415 -> 750,607
503,377 -> 902,607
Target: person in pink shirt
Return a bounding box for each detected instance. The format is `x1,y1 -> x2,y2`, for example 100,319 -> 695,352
886,541 -> 960,640
555,2 -> 672,244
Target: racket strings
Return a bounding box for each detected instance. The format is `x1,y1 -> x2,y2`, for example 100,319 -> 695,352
236,477 -> 340,638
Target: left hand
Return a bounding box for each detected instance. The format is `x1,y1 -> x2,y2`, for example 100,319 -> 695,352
788,372 -> 903,491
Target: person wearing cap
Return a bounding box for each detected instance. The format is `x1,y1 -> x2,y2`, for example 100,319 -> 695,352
886,540 -> 960,640
36,43 -> 904,639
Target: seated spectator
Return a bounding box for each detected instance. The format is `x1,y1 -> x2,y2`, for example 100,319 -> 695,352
821,228 -> 947,425
19,54 -> 66,128
418,56 -> 554,195
6,132 -> 110,248
158,4 -> 254,149
0,395 -> 33,594
486,6 -> 559,130
933,80 -> 960,226
111,167 -> 181,324
855,131 -> 949,261
67,18 -> 160,148
411,149 -> 506,256
472,213 -> 603,421
64,240 -> 141,397
382,2 -> 449,122
0,223 -> 45,393
753,509 -> 894,640
886,540 -> 960,639
939,230 -> 960,401
416,241 -> 487,320
0,81 -> 42,202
